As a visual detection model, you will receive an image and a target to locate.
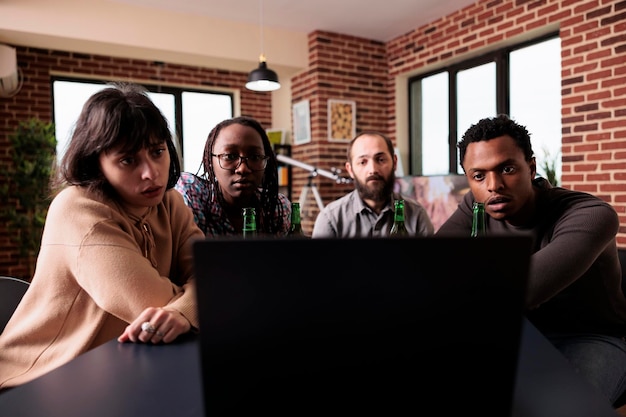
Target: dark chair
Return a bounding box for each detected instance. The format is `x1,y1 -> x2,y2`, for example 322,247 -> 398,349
619,249 -> 626,297
0,276 -> 30,334
614,250 -> 626,410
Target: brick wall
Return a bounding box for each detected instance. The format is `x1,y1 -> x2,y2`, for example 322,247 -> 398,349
0,47 -> 271,278
290,32 -> 389,232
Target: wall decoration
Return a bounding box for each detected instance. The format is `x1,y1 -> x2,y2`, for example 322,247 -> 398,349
292,100 -> 311,145
394,174 -> 470,232
328,99 -> 356,142
266,129 -> 287,145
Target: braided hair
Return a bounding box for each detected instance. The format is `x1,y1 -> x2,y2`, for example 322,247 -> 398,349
200,116 -> 287,234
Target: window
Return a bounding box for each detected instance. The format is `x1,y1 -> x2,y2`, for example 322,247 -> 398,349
409,33 -> 561,183
52,78 -> 234,173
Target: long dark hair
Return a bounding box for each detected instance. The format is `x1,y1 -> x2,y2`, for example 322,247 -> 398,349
201,116 -> 286,234
54,82 -> 181,197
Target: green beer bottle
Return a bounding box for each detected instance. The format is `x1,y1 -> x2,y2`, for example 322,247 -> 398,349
471,202 -> 486,237
288,202 -> 305,237
242,207 -> 257,238
390,199 -> 409,236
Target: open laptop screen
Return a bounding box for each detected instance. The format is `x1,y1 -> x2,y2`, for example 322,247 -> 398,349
193,235 -> 532,416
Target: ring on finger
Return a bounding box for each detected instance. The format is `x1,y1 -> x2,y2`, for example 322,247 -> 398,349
141,321 -> 156,334
155,330 -> 165,338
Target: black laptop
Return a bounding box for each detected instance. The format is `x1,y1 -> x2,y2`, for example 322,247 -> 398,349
193,235 -> 532,416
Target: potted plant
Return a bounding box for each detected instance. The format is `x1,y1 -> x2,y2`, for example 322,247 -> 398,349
538,146 -> 560,187
0,118 -> 57,278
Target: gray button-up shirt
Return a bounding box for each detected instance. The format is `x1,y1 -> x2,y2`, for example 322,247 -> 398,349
311,190 -> 434,238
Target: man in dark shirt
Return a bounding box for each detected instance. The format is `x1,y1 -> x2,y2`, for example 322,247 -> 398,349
437,114 -> 626,406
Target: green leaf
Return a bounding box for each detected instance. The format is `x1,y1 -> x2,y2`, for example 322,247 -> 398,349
0,118 -> 57,272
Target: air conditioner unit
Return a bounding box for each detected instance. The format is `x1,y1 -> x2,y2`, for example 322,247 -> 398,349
0,44 -> 22,98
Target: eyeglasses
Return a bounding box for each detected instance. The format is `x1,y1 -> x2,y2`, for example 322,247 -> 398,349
211,153 -> 269,171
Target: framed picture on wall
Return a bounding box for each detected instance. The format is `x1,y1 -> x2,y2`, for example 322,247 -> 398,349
266,129 -> 287,146
328,99 -> 356,142
292,100 -> 311,145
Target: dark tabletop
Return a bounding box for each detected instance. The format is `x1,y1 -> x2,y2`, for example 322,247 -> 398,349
0,319 -> 618,417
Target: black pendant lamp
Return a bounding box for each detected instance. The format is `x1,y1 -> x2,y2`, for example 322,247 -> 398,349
246,0 -> 280,92
246,54 -> 280,92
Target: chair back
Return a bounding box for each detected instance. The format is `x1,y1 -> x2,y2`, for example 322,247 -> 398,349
0,276 -> 30,334
619,249 -> 626,295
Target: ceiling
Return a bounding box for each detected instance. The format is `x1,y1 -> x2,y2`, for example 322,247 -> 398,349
113,0 -> 476,42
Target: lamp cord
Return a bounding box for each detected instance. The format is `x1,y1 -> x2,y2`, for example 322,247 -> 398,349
259,0 -> 265,61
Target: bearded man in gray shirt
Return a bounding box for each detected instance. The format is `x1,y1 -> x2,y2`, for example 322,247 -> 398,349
312,131 -> 434,238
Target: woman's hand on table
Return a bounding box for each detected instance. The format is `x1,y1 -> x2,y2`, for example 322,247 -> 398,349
118,307 -> 191,344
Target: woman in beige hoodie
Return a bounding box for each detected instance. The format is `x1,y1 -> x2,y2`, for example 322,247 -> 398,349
0,82 -> 204,390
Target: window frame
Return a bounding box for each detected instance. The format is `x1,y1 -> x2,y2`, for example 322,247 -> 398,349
50,76 -> 235,173
408,31 -> 559,176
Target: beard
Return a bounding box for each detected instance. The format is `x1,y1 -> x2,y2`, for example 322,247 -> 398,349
353,172 -> 395,203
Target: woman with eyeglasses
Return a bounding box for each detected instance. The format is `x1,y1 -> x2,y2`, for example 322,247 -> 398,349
174,116 -> 291,237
